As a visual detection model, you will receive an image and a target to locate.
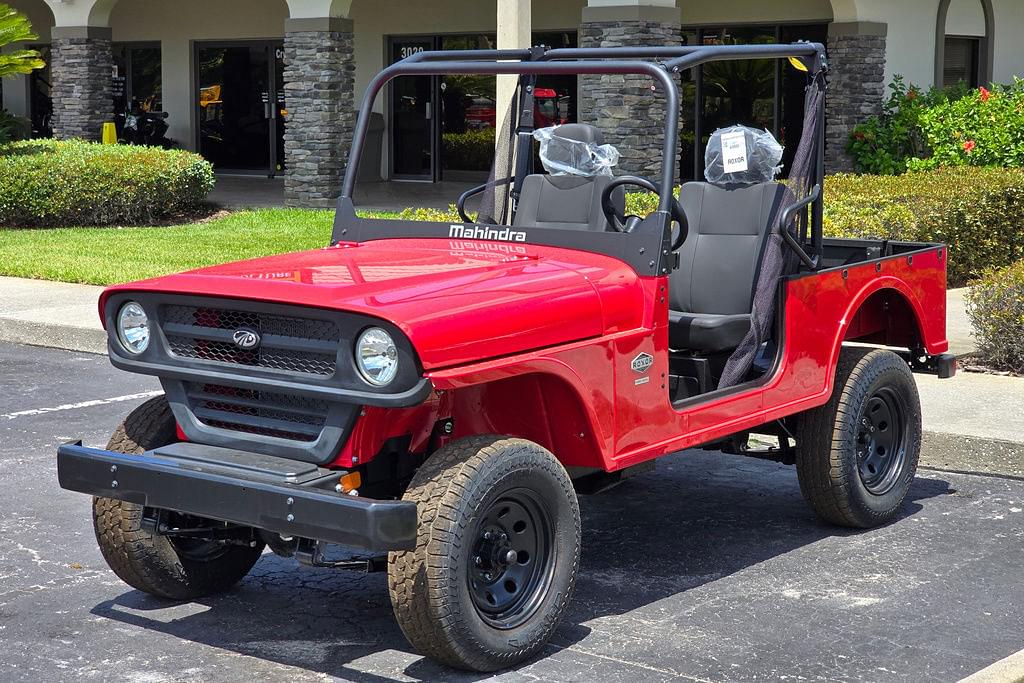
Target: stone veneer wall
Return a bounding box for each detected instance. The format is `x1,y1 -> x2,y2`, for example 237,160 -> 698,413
825,23 -> 888,173
579,17 -> 682,180
283,19 -> 355,208
50,30 -> 113,141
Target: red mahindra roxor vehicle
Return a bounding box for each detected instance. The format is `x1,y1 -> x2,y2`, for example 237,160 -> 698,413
58,43 -> 955,672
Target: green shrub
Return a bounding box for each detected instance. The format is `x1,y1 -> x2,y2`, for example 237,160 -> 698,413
0,139 -> 215,227
910,79 -> 1024,171
398,205 -> 462,222
824,167 -> 1024,287
847,76 -> 970,174
966,259 -> 1024,373
442,128 -> 496,172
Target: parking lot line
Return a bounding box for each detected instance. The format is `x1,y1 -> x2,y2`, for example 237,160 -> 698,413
1,390 -> 162,420
961,648 -> 1024,683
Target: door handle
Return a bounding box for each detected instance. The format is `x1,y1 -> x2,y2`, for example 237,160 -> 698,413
264,102 -> 273,119
425,102 -> 432,120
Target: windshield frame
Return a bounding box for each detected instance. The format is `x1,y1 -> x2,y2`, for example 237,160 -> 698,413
331,43 -> 827,277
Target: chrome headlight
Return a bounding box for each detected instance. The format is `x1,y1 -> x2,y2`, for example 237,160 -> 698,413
116,301 -> 150,355
355,327 -> 399,386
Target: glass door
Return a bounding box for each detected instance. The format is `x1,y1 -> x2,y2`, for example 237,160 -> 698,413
196,42 -> 285,176
390,37 -> 438,180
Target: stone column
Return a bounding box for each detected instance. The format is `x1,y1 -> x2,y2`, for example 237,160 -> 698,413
579,3 -> 681,180
825,21 -> 888,174
283,17 -> 355,208
49,26 -> 113,141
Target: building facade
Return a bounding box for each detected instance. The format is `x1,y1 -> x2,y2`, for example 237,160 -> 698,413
1,0 -> 1020,207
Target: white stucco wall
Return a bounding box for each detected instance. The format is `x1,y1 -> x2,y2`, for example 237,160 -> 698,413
945,0 -> 986,37
680,0 -> 832,25
853,0 -> 936,88
992,0 -> 1024,83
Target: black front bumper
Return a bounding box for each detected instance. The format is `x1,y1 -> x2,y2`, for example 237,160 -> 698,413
57,441 -> 417,552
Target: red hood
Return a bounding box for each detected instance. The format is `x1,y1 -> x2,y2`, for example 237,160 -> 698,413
102,238 -> 646,368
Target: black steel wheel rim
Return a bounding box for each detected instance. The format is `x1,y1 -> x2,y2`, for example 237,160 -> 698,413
856,386 -> 909,495
468,488 -> 555,630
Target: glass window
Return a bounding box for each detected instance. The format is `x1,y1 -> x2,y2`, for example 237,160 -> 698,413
112,44 -> 162,114
944,36 -> 980,87
29,44 -> 51,138
683,23 -> 827,181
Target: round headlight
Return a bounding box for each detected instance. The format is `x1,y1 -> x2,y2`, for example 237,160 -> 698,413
116,301 -> 150,355
355,327 -> 399,386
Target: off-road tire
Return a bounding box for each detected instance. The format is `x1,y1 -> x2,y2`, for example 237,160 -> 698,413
388,435 -> 581,672
796,348 -> 922,528
92,396 -> 264,600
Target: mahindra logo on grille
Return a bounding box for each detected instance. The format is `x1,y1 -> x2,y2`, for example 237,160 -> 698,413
449,224 -> 527,242
232,328 -> 261,350
631,352 -> 654,374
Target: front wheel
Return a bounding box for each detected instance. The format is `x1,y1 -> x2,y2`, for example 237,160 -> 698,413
92,396 -> 264,600
388,435 -> 581,672
795,348 -> 922,528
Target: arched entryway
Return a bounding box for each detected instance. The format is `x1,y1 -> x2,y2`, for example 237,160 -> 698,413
935,0 -> 995,87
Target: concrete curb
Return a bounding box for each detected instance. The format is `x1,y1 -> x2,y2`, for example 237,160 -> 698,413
921,432 -> 1024,480
959,648 -> 1024,683
0,318 -> 106,355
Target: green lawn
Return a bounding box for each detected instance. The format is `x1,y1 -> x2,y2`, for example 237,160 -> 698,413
0,208 -> 399,286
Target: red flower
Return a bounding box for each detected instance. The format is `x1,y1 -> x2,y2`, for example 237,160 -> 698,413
980,86 -> 992,102
853,131 -> 866,141
963,140 -> 977,153
907,89 -> 919,101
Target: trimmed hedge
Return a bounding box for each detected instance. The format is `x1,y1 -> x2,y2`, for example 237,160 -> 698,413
824,167 -> 1024,287
0,139 -> 215,227
966,259 -> 1024,374
442,128 -> 496,172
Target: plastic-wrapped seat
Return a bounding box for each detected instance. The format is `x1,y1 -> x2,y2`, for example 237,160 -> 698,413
668,126 -> 786,353
513,124 -> 624,232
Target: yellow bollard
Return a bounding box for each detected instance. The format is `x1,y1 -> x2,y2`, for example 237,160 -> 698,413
101,122 -> 117,144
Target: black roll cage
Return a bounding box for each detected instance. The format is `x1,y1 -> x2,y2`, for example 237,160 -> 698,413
331,42 -> 828,276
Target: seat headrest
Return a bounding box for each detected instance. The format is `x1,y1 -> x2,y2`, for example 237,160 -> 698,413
704,125 -> 783,186
533,124 -> 618,177
550,123 -> 604,146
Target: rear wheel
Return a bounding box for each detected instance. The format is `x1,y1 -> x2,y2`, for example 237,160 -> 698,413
92,396 -> 264,600
795,348 -> 922,528
388,435 -> 581,672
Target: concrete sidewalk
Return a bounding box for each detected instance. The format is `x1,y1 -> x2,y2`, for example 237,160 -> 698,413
0,276 -> 106,353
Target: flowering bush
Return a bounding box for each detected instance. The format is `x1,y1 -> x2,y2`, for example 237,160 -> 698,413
847,76 -> 969,174
908,78 -> 1024,170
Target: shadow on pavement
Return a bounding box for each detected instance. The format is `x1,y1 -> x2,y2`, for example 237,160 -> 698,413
90,450 -> 953,681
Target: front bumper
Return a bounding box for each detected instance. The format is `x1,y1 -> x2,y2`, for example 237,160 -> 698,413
57,441 -> 417,552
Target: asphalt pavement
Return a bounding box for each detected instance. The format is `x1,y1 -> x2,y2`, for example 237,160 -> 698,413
2,341 -> 1024,682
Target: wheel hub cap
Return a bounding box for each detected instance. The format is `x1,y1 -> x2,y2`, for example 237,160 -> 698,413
468,490 -> 554,630
856,387 -> 908,495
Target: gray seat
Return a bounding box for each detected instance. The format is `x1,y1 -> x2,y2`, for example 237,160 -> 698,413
669,181 -> 788,353
513,123 -> 623,232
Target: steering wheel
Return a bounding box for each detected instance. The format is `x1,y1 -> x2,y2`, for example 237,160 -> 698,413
600,175 -> 688,251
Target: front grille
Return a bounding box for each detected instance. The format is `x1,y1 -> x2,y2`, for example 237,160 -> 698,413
161,305 -> 339,377
185,382 -> 330,442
